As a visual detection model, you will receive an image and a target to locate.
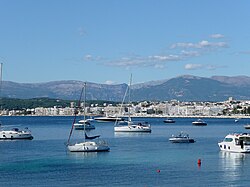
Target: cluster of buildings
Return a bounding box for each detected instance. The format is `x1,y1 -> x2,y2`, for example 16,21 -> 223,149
1,97 -> 250,118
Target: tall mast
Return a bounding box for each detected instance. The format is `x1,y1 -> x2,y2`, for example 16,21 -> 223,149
128,74 -> 132,122
0,63 -> 3,113
83,82 -> 86,122
67,85 -> 84,145
83,82 -> 86,134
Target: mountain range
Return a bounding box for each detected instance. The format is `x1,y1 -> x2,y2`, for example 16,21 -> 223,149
1,75 -> 250,102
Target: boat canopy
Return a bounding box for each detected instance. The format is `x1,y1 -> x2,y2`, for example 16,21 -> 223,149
85,133 -> 100,140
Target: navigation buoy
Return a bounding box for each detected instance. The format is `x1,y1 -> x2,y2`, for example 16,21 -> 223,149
197,159 -> 201,165
156,169 -> 161,173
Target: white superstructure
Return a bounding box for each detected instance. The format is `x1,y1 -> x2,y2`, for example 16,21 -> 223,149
74,120 -> 95,130
114,120 -> 151,132
218,133 -> 250,153
0,128 -> 33,140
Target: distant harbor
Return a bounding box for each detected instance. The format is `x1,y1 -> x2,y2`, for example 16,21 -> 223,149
1,97 -> 250,119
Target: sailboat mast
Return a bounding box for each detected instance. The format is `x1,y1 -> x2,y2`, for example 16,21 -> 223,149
0,63 -> 3,113
128,74 -> 132,122
83,82 -> 86,122
67,85 -> 84,145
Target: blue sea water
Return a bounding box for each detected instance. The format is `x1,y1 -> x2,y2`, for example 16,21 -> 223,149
0,116 -> 250,187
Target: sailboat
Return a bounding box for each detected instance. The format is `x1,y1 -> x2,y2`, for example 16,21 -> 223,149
0,63 -> 33,140
67,83 -> 110,152
114,74 -> 151,133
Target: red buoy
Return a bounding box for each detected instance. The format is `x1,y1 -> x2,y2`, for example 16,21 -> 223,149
156,169 -> 161,173
197,159 -> 201,165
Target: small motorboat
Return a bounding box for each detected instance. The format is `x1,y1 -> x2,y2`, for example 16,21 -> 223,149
218,133 -> 250,153
74,120 -> 95,130
235,118 -> 240,123
169,132 -> 195,143
163,118 -> 175,123
94,116 -> 124,122
244,124 -> 250,129
114,120 -> 151,133
0,127 -> 33,140
192,119 -> 207,126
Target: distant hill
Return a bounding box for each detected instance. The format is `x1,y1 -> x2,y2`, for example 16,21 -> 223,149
1,75 -> 250,102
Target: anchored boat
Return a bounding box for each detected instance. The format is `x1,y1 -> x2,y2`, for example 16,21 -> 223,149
218,133 -> 250,153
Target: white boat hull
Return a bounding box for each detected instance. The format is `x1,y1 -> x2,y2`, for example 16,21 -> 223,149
94,117 -> 123,122
218,142 -> 250,153
114,125 -> 151,132
67,141 -> 110,152
218,133 -> 250,153
169,137 -> 195,143
0,130 -> 33,140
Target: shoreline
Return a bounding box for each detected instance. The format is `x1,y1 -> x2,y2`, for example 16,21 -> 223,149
2,114 -> 250,119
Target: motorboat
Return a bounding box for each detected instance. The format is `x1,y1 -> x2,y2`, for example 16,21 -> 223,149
218,133 -> 250,153
114,120 -> 151,132
74,119 -> 95,130
0,127 -> 33,140
94,116 -> 124,122
235,118 -> 240,123
67,83 -> 110,152
163,118 -> 175,123
169,132 -> 195,143
192,119 -> 207,126
244,124 -> 250,129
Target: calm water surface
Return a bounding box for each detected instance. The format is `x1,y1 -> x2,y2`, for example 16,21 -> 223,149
0,116 -> 250,187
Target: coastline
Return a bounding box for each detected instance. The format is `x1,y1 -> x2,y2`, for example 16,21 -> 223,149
2,114 -> 250,119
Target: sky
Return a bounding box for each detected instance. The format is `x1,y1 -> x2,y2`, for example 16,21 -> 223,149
1,0 -> 250,84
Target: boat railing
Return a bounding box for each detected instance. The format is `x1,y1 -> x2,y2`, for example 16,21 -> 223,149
97,139 -> 109,146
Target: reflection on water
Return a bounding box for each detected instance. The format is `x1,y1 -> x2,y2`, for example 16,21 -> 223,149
114,132 -> 151,138
219,151 -> 245,182
67,151 -> 98,159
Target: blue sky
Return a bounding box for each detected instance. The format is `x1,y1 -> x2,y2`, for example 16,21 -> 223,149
1,0 -> 250,84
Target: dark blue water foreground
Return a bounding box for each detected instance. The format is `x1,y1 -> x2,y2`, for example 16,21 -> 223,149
1,116 -> 250,187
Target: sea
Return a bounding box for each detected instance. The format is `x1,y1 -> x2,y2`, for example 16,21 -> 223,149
0,116 -> 250,187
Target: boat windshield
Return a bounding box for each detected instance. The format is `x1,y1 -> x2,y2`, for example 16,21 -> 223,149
224,138 -> 233,142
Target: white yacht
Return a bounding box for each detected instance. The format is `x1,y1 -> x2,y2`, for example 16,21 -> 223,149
114,120 -> 151,132
94,115 -> 124,122
67,83 -> 110,152
169,132 -> 195,143
164,118 -> 175,123
244,124 -> 250,129
0,127 -> 33,140
192,119 -> 207,126
74,119 -> 95,130
218,133 -> 250,153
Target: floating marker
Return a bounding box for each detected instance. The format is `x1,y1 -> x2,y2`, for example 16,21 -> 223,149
197,159 -> 201,165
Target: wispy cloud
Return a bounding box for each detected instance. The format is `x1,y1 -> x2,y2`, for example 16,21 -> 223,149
171,40 -> 228,49
185,63 -> 227,71
238,50 -> 250,55
104,54 -> 182,68
210,34 -> 225,39
184,63 -> 203,70
105,80 -> 116,85
81,34 -> 228,69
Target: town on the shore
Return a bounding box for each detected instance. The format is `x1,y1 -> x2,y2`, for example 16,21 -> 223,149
1,97 -> 250,118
